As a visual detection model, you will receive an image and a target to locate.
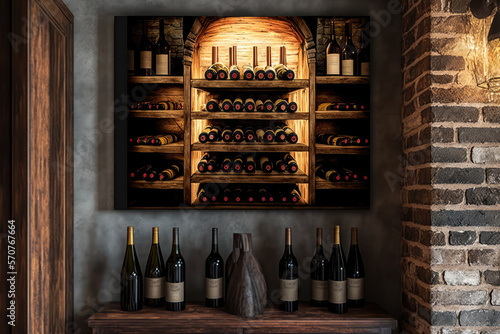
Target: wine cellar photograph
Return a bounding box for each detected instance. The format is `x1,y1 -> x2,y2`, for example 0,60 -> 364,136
116,16 -> 371,209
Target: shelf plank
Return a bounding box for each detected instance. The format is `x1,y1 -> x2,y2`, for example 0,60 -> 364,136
316,76 -> 370,85
128,177 -> 184,190
191,79 -> 309,90
316,178 -> 369,190
192,198 -> 309,209
191,111 -> 309,120
316,144 -> 370,155
88,302 -> 398,333
192,170 -> 308,183
315,111 -> 370,119
128,141 -> 184,154
128,76 -> 184,84
128,110 -> 184,119
192,142 -> 309,152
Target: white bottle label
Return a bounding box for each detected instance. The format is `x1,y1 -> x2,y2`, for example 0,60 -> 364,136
128,50 -> 134,72
329,280 -> 346,304
145,277 -> 165,299
140,51 -> 152,69
280,278 -> 298,302
326,53 -> 340,75
311,279 -> 329,301
156,54 -> 169,75
205,277 -> 223,299
361,62 -> 370,76
347,277 -> 364,300
342,59 -> 354,76
165,281 -> 184,303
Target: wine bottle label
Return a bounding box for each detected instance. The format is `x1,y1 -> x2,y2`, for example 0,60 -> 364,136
326,54 -> 340,75
342,59 -> 354,76
140,51 -> 152,69
145,277 -> 166,299
361,62 -> 370,76
128,50 -> 135,71
329,280 -> 346,304
311,279 -> 329,301
165,281 -> 184,303
347,277 -> 364,300
280,278 -> 298,302
205,277 -> 223,299
156,54 -> 169,75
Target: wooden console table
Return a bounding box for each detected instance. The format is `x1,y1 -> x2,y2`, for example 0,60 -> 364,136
88,302 -> 398,333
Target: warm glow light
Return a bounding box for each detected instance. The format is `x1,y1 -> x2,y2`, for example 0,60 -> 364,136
467,13 -> 500,93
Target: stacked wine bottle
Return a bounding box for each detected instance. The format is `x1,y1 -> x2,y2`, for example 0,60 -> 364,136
198,124 -> 298,144
197,184 -> 302,204
129,133 -> 180,146
316,161 -> 368,182
317,103 -> 366,111
201,98 -> 297,113
121,225 -> 365,315
316,133 -> 368,146
130,101 -> 183,110
129,162 -> 183,181
197,153 -> 299,174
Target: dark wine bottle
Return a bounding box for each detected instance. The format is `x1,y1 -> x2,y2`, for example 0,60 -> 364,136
234,187 -> 243,203
130,164 -> 153,180
263,127 -> 275,142
205,46 -> 219,80
243,63 -> 254,80
207,155 -> 218,172
275,46 -> 295,80
259,156 -> 273,173
244,98 -> 255,112
258,188 -> 267,202
254,46 -> 266,80
310,228 -> 329,307
244,126 -> 256,142
328,225 -> 347,314
206,99 -> 220,112
145,227 -> 166,307
245,154 -> 256,173
358,31 -> 370,76
222,188 -> 232,202
139,20 -> 153,76
233,155 -> 244,173
287,101 -> 298,113
198,187 -> 209,203
265,46 -> 276,80
263,99 -> 275,112
289,187 -> 301,203
347,227 -> 365,307
222,156 -> 233,172
233,98 -> 244,112
256,128 -> 265,142
221,126 -> 233,142
127,27 -> 138,76
205,228 -> 224,307
341,23 -> 357,76
155,19 -> 170,76
275,157 -> 287,173
326,19 -> 341,75
197,153 -> 210,173
279,228 -> 298,312
246,188 -> 255,203
199,126 -> 211,143
232,126 -> 244,142
140,165 -> 153,180
208,125 -> 222,142
159,163 -> 182,181
274,127 -> 287,142
229,46 -> 241,80
165,227 -> 185,311
283,126 -> 298,143
316,164 -> 342,182
275,99 -> 289,112
255,99 -> 264,112
221,98 -> 233,112
121,226 -> 143,311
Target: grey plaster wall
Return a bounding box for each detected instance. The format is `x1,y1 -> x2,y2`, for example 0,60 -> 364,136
63,0 -> 402,332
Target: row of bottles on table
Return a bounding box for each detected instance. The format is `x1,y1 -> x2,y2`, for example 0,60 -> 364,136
121,225 -> 364,314
129,162 -> 183,181
316,160 -> 368,182
197,184 -> 301,204
205,46 -> 295,80
129,101 -> 183,111
326,20 -> 370,76
317,102 -> 366,111
201,97 -> 297,113
199,124 -> 298,144
129,19 -> 171,76
197,153 -> 298,174
129,133 -> 180,146
316,133 -> 368,146
280,226 -> 364,313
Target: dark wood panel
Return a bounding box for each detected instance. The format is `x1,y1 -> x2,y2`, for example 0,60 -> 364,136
88,302 -> 398,333
315,111 -> 370,119
129,110 -> 184,119
191,170 -> 308,183
129,178 -> 184,190
316,144 -> 370,155
128,141 -> 184,154
316,76 -> 369,84
128,76 -> 184,84
316,178 -> 369,190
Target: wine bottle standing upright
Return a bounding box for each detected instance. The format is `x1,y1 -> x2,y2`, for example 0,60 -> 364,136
121,226 -> 143,311
139,20 -> 153,76
341,22 -> 357,76
328,225 -> 347,313
326,19 -> 341,75
165,227 -> 185,311
127,28 -> 138,75
205,228 -> 224,307
144,227 -> 166,307
310,228 -> 329,307
347,227 -> 365,307
155,19 -> 170,76
279,228 -> 299,312
358,31 -> 370,76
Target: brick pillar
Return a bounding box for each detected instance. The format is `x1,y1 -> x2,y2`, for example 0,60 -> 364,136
402,0 -> 500,333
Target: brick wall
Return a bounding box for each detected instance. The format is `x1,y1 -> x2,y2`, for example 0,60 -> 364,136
402,0 -> 500,333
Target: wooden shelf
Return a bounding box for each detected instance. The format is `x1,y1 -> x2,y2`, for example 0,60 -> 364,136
88,302 -> 398,333
315,111 -> 369,119
192,111 -> 309,120
192,198 -> 308,209
128,76 -> 184,84
128,141 -> 184,154
129,110 -> 184,119
192,142 -> 309,152
191,79 -> 309,90
192,170 -> 308,183
316,76 -> 370,85
316,144 -> 370,155
316,178 -> 369,190
129,177 -> 184,190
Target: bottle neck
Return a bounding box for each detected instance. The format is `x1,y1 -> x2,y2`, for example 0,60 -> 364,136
152,227 -> 159,244
284,228 -> 293,254
253,46 -> 258,67
211,228 -> 219,254
172,228 -> 180,254
330,21 -> 335,41
266,47 -> 271,66
127,226 -> 134,245
346,24 -> 352,42
351,227 -> 358,245
316,228 -> 323,253
334,226 -> 340,245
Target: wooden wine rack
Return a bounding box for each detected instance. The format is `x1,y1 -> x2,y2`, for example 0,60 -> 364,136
115,16 -> 370,210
